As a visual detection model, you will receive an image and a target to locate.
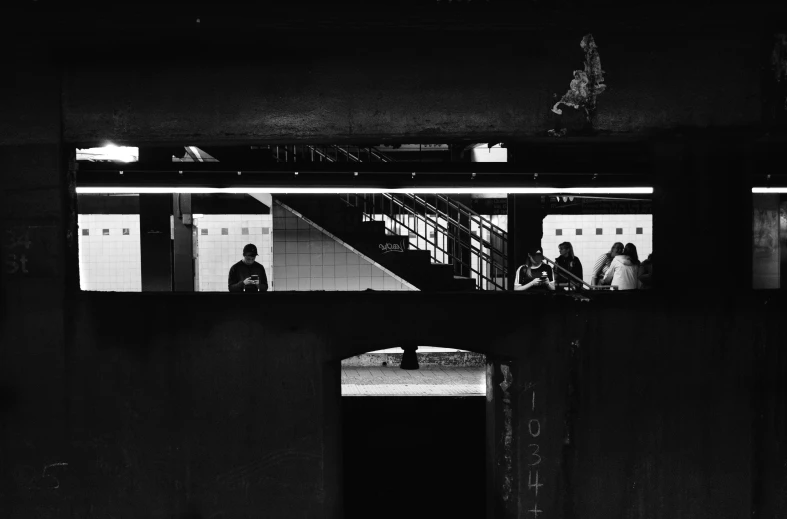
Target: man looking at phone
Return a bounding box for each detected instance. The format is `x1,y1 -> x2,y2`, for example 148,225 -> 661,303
228,243 -> 269,292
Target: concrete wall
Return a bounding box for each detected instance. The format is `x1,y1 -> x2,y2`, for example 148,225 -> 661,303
2,5 -> 787,519
1,290 -> 782,519
18,6 -> 776,146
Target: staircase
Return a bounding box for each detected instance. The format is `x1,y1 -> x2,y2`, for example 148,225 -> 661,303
269,144 -> 509,291
276,194 -> 477,291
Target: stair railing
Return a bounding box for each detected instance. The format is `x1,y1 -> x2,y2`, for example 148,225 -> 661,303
270,144 -> 509,290
312,144 -> 509,256
325,144 -> 509,291
381,192 -> 507,290
541,257 -> 618,291
266,144 -> 391,163
341,193 -> 507,291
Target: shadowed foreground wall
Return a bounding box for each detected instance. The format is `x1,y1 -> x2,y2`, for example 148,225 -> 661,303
1,290 -> 784,518
1,3 -> 787,517
3,4 -> 782,146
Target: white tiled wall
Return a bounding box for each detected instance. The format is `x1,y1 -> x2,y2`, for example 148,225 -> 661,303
78,214 -> 142,291
542,214 -> 653,285
272,203 -> 415,291
194,215 -> 272,292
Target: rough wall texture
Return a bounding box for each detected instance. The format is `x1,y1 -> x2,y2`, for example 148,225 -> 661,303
58,31 -> 763,145
1,291 -> 782,519
2,5 -> 777,146
1,4 -> 787,519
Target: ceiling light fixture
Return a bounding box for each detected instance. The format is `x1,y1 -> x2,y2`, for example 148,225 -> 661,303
76,187 -> 654,195
753,187 -> 787,193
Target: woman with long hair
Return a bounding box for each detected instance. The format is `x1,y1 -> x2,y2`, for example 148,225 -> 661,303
602,242 -> 641,290
554,242 -> 583,288
591,242 -> 624,285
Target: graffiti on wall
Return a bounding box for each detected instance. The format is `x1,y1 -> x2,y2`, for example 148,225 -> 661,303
3,225 -> 59,278
378,240 -> 406,254
524,381 -> 544,518
5,228 -> 32,275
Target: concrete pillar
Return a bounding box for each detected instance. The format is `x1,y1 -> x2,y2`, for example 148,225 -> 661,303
139,194 -> 172,291
652,137 -> 752,292
507,195 -> 546,288
0,42 -> 69,516
172,193 -> 194,291
487,351 -> 569,519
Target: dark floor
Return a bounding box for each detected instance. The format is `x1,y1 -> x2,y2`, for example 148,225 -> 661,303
342,396 -> 486,519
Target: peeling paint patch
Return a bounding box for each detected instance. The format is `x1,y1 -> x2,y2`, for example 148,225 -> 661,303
773,32 -> 787,109
552,34 -> 606,121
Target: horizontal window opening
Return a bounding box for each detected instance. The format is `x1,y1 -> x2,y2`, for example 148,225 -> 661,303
72,190 -> 653,293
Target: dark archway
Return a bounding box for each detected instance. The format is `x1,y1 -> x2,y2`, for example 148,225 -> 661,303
339,346 -> 489,519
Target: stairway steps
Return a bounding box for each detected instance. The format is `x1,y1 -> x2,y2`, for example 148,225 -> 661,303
275,194 -> 477,291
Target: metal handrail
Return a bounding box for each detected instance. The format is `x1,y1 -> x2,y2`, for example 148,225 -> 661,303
341,193 -> 506,291
319,144 -> 508,244
324,145 -> 509,291
272,144 -> 509,290
541,257 -> 590,291
541,257 -> 618,291
327,144 -> 389,163
349,193 -> 504,274
401,193 -> 503,253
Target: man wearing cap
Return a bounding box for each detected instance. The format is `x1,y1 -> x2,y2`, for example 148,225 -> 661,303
228,243 -> 269,292
513,248 -> 555,291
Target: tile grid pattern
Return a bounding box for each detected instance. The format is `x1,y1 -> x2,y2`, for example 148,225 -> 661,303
78,214 -> 142,291
194,215 -> 272,292
542,214 -> 653,285
272,203 -> 415,291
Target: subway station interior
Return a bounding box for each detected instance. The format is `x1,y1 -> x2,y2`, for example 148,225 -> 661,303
2,1 -> 787,518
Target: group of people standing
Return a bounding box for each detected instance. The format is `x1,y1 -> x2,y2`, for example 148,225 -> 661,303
513,241 -> 653,291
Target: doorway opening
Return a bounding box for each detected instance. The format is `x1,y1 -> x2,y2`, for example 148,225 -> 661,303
341,346 -> 487,519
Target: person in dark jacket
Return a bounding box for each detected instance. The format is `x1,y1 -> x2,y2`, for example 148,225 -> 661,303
639,252 -> 653,289
554,241 -> 583,289
228,243 -> 269,292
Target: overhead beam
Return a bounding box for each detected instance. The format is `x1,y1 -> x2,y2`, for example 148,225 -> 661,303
75,172 -> 653,190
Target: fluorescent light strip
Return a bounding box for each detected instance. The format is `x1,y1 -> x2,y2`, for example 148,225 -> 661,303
77,187 -> 653,195
752,187 -> 787,193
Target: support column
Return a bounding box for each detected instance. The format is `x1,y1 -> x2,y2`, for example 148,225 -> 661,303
172,193 -> 194,291
507,194 -> 546,288
139,194 -> 172,291
0,41 -> 69,519
652,136 -> 751,292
